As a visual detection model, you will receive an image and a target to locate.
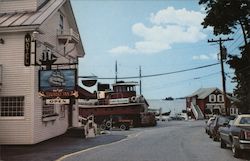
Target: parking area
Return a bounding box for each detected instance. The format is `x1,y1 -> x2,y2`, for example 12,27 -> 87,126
0,133 -> 126,161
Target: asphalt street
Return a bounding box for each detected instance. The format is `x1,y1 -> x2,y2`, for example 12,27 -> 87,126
58,120 -> 249,161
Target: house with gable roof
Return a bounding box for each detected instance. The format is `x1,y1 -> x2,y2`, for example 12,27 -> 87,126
0,0 -> 85,144
186,88 -> 229,119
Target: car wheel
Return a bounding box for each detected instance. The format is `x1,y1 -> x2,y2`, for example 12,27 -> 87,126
220,139 -> 226,149
100,124 -> 106,131
232,143 -> 241,158
120,124 -> 126,131
209,133 -> 212,138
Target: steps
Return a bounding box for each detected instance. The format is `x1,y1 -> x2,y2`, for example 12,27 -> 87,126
191,103 -> 204,120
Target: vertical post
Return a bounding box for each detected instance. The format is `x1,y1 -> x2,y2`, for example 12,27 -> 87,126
219,38 -> 228,115
139,66 -> 142,95
208,38 -> 233,116
115,60 -> 117,83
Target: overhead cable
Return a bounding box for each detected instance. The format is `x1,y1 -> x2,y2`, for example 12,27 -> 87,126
97,63 -> 220,79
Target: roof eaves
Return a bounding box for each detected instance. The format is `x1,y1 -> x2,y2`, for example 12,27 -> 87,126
66,0 -> 85,57
0,25 -> 40,33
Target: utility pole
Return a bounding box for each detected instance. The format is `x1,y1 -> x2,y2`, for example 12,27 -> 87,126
139,66 -> 142,95
208,38 -> 233,116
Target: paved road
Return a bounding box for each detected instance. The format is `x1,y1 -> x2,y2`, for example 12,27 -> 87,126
58,121 -> 249,161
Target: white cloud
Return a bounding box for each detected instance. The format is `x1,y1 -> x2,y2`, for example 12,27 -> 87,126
109,7 -> 207,55
192,53 -> 218,60
108,46 -> 136,55
150,7 -> 204,27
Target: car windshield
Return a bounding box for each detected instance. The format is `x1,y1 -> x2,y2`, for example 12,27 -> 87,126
239,117 -> 250,125
218,117 -> 229,125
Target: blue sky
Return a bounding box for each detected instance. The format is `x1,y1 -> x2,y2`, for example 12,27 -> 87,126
71,0 -> 243,99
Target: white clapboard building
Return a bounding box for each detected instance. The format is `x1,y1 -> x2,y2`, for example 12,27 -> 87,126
0,0 -> 85,144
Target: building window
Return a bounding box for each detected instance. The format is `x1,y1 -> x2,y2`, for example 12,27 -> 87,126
59,14 -> 64,31
209,94 -> 216,102
0,96 -> 24,117
0,64 -> 2,86
59,105 -> 65,118
217,94 -> 224,102
42,101 -> 56,117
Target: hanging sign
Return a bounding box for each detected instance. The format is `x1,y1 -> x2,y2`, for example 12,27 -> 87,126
45,98 -> 70,104
24,33 -> 31,66
39,69 -> 77,98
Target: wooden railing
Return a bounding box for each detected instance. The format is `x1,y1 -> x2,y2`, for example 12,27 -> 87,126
57,28 -> 80,43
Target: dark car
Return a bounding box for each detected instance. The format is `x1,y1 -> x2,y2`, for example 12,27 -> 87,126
209,115 -> 235,141
205,116 -> 216,135
219,114 -> 250,158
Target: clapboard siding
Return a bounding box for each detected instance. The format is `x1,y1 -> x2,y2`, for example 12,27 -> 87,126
0,32 -> 33,144
32,7 -> 71,144
0,0 -> 37,13
0,0 -> 82,144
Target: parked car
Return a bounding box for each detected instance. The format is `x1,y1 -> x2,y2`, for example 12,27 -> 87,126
209,115 -> 235,141
219,114 -> 250,158
205,116 -> 216,135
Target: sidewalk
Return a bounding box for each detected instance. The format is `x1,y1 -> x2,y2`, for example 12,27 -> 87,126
0,133 -> 126,161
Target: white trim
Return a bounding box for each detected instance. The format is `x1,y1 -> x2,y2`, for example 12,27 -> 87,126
209,94 -> 216,102
239,140 -> 250,144
0,26 -> 40,33
220,132 -> 229,137
0,117 -> 25,120
206,103 -> 224,106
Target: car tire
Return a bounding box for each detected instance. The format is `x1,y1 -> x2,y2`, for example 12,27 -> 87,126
232,143 -> 241,158
100,124 -> 106,131
220,139 -> 226,149
120,124 -> 127,131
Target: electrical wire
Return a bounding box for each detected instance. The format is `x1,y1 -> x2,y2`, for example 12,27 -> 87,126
97,63 -> 220,79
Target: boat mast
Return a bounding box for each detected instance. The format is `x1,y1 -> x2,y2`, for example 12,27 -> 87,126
115,60 -> 118,83
139,65 -> 142,95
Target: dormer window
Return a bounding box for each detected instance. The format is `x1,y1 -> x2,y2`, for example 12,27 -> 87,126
209,94 -> 216,102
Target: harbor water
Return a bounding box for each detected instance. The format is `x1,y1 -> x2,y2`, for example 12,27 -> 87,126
147,99 -> 186,116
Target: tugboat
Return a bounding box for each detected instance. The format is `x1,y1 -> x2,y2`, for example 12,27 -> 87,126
78,81 -> 156,129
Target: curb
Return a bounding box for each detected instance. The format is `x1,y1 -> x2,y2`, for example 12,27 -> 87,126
55,132 -> 141,161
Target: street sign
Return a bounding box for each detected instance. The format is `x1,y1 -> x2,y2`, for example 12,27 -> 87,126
45,98 -> 70,104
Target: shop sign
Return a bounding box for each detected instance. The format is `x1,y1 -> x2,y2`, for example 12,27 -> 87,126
109,98 -> 129,105
24,33 -> 31,66
39,69 -> 77,98
39,90 -> 78,98
45,98 -> 70,104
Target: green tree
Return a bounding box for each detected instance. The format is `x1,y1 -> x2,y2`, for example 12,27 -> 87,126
199,0 -> 250,113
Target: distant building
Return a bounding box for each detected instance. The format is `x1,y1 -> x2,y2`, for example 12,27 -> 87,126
186,88 -> 229,119
0,0 -> 85,144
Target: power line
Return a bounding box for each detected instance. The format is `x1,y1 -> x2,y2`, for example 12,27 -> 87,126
143,71 -> 220,90
96,63 -> 220,79
228,40 -> 245,54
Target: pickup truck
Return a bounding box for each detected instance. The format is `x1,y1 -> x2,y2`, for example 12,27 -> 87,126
219,114 -> 250,158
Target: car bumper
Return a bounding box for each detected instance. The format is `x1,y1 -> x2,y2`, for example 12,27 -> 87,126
239,140 -> 250,150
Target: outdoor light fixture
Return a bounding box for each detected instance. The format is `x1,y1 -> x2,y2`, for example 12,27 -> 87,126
32,31 -> 39,40
0,38 -> 4,44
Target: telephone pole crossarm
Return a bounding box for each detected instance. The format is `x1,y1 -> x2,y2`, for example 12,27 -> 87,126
208,37 -> 233,116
